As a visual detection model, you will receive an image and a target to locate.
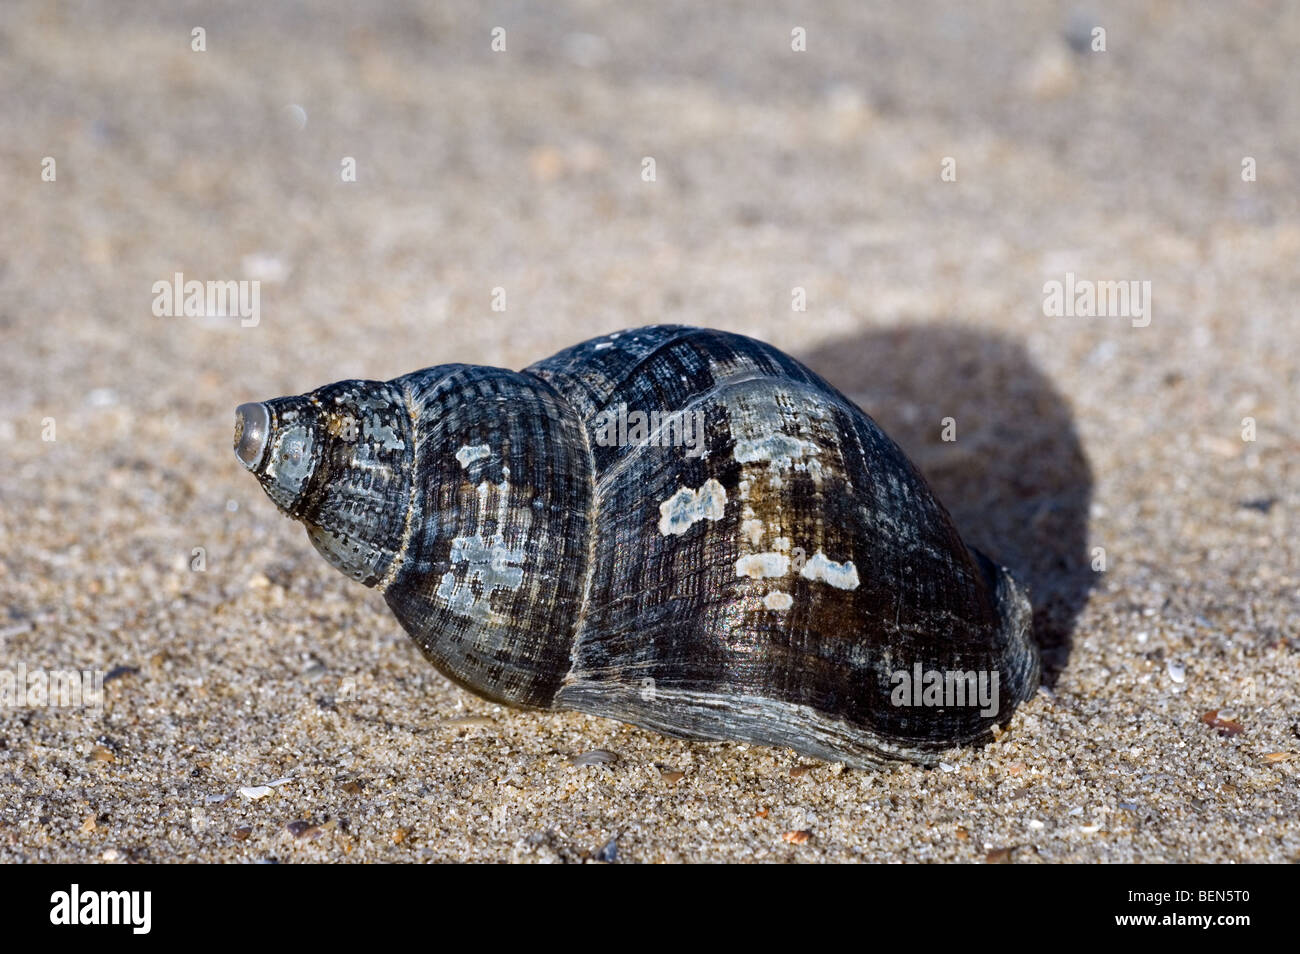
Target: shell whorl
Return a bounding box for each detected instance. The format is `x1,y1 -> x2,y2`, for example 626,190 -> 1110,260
379,364 -> 593,709
528,326 -> 1037,765
235,380 -> 414,587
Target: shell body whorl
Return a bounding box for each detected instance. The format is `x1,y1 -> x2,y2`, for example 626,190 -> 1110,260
236,326 -> 1039,767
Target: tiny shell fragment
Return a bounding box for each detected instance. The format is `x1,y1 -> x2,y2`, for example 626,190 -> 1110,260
572,749 -> 618,767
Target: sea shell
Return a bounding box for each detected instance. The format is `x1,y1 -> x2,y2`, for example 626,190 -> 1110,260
234,326 -> 1039,767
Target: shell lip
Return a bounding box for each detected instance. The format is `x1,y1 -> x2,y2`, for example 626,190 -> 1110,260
233,401 -> 272,471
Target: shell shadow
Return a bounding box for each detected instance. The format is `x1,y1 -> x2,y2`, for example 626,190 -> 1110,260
799,325 -> 1093,685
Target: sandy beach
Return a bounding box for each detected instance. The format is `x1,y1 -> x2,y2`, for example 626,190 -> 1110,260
1,0 -> 1297,862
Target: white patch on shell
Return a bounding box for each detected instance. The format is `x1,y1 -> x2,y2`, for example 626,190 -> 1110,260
726,392 -> 827,491
658,478 -> 727,535
455,444 -> 491,469
799,550 -> 860,590
734,552 -> 790,579
763,591 -> 793,611
733,432 -> 818,467
364,413 -> 404,452
435,481 -> 528,621
740,518 -> 765,546
435,535 -> 526,622
265,425 -> 313,486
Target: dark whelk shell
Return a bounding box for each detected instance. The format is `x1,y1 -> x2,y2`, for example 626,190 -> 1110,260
234,326 -> 1038,768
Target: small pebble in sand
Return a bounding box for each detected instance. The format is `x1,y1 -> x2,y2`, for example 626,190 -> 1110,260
660,770 -> 685,784
232,827 -> 252,841
594,837 -> 618,863
101,848 -> 123,862
286,820 -> 323,839
1166,660 -> 1186,683
782,830 -> 812,845
1201,709 -> 1244,736
301,661 -> 327,683
572,749 -> 618,767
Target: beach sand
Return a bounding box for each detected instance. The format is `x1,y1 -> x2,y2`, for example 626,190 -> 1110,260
1,0 -> 1297,861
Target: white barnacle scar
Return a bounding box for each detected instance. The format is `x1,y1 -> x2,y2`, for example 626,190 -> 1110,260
657,478 -> 727,535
